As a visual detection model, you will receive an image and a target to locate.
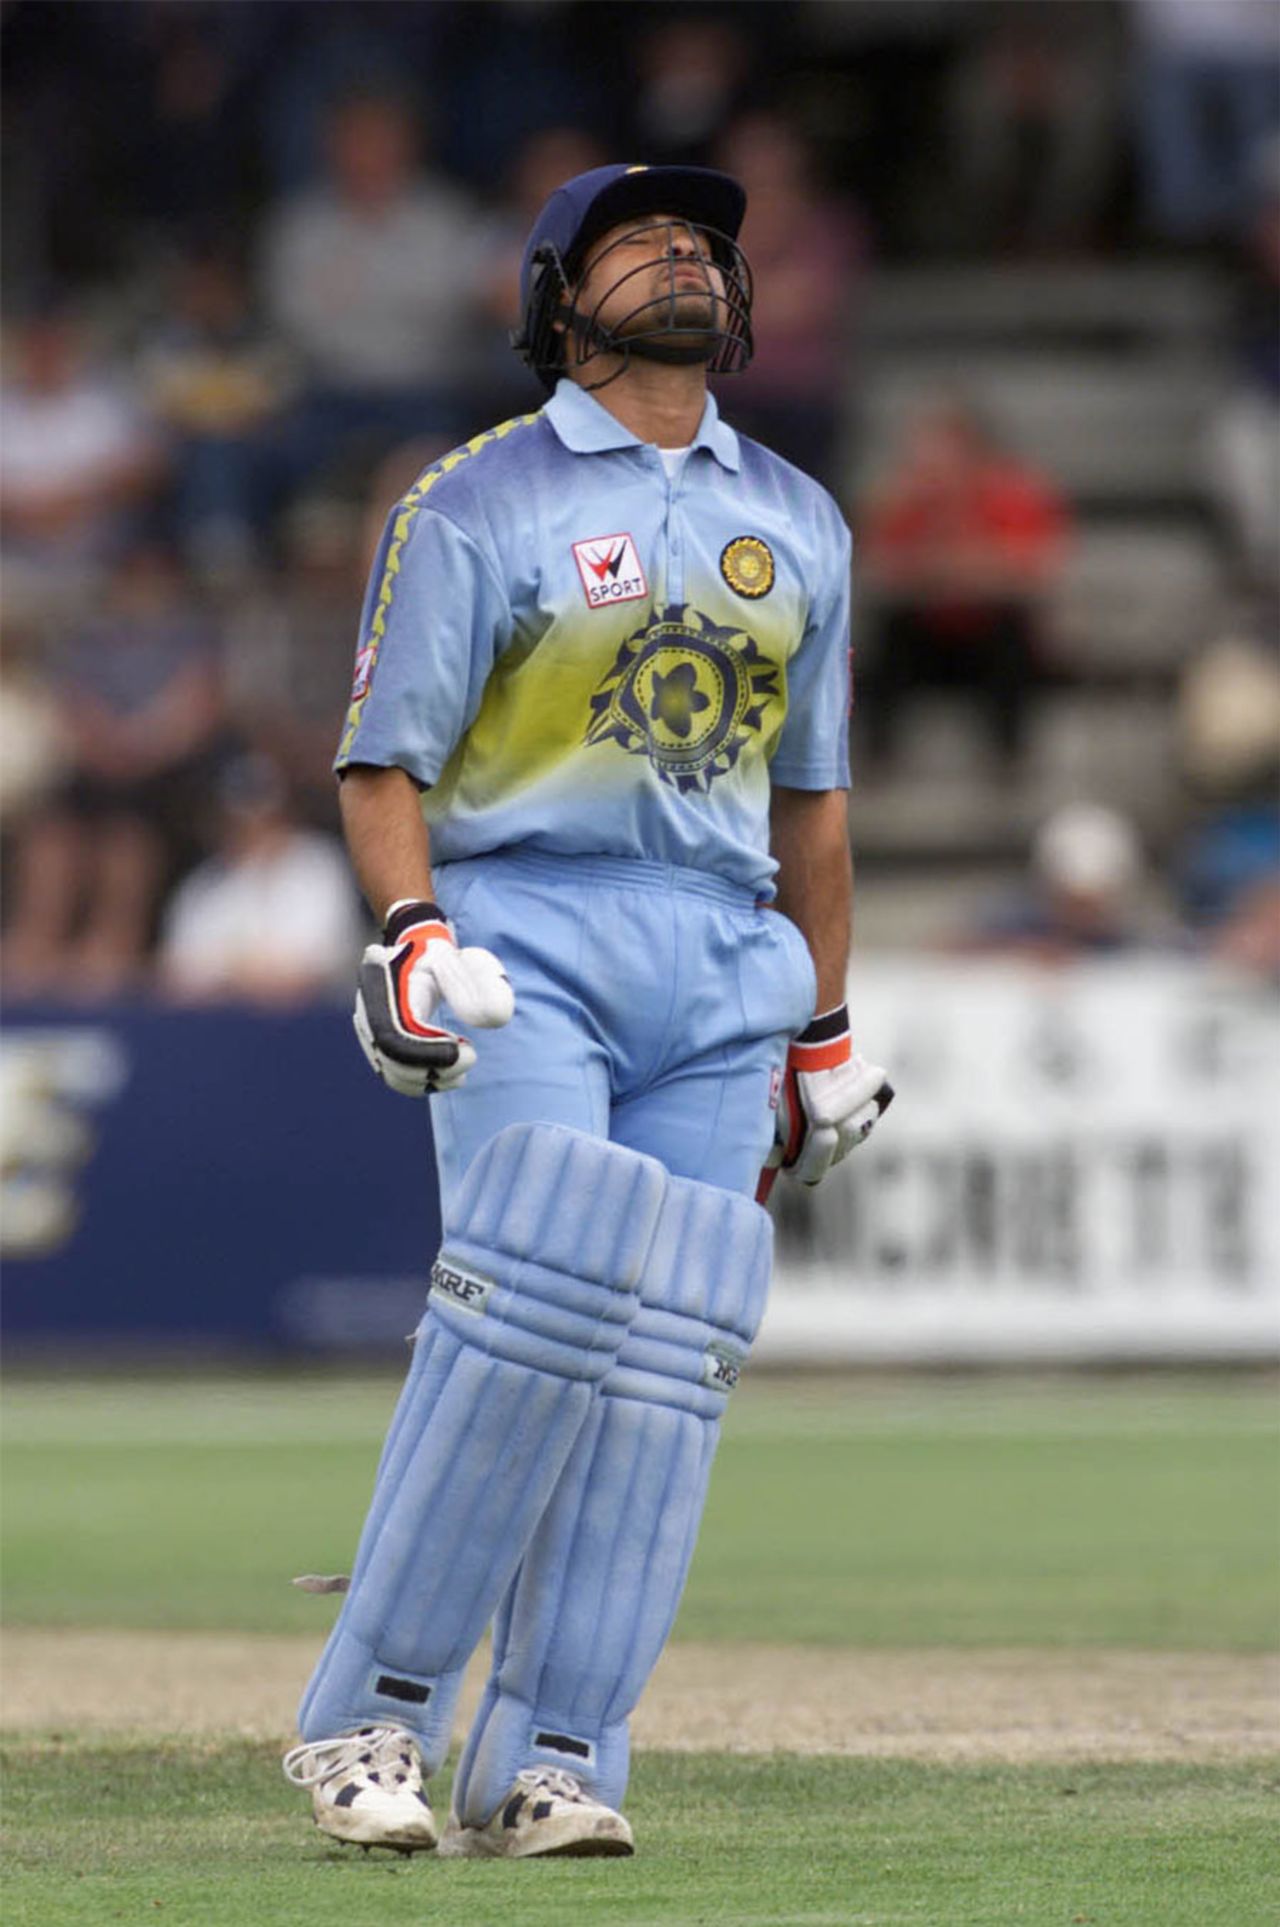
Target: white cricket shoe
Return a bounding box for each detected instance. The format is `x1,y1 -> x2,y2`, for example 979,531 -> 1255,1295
282,1723 -> 437,1852
438,1765 -> 634,1859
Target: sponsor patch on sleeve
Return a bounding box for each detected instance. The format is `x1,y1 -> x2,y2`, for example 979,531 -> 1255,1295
350,642 -> 376,700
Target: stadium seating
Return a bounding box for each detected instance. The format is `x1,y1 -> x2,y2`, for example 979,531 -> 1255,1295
845,261 -> 1229,916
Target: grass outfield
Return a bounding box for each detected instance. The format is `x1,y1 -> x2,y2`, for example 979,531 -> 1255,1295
2,1374 -> 1278,1923
2,1372 -> 1277,1645
2,1747 -> 1277,1926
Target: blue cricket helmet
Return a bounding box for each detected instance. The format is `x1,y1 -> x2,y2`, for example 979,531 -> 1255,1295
512,162 -> 753,391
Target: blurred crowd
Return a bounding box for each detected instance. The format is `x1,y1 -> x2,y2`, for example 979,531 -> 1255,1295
2,0 -> 1278,1002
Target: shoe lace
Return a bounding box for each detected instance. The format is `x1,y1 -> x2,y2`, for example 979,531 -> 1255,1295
514,1765 -> 586,1803
282,1724 -> 415,1789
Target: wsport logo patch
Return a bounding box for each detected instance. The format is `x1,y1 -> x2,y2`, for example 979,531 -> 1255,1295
572,533 -> 648,609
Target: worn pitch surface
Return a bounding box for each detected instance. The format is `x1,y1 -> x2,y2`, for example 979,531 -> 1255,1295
5,1631 -> 1276,1761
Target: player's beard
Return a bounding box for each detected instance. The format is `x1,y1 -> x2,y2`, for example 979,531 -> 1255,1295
617,284 -> 723,365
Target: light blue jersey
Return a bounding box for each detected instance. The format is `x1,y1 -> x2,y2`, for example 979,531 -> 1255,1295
336,379 -> 851,898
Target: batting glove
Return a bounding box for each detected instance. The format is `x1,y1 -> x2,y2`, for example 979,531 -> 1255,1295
759,1004 -> 894,1199
354,898 -> 514,1097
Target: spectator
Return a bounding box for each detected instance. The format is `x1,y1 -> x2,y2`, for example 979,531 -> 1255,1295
158,753 -> 362,1004
1132,0 -> 1280,245
258,2 -> 451,195
221,498 -> 366,832
432,4 -> 585,191
109,0 -> 269,241
0,605 -> 67,831
1179,623 -> 1280,799
0,1 -> 125,290
1178,626 -> 1280,976
259,86 -> 481,487
2,544 -> 225,999
715,111 -> 865,486
469,125 -> 607,420
1205,866 -> 1280,976
859,399 -> 1070,773
140,247 -> 295,582
941,1 -> 1121,254
0,308 -> 163,610
1207,135 -> 1280,592
626,15 -> 755,167
958,802 -> 1156,959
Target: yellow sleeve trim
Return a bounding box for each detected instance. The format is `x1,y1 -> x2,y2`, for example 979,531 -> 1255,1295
336,412 -> 540,764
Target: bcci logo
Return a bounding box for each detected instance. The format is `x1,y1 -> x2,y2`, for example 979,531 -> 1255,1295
720,535 -> 775,599
583,605 -> 779,795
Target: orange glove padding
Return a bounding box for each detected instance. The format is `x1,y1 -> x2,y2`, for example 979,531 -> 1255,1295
354,898 -> 514,1097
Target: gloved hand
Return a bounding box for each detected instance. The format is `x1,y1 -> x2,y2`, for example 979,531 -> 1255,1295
759,1004 -> 893,1200
354,898 -> 514,1097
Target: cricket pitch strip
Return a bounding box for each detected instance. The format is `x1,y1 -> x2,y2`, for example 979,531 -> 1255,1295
3,1632 -> 1276,1762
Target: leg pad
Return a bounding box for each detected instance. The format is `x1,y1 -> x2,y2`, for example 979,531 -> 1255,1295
453,1175 -> 771,1822
297,1124 -> 667,1763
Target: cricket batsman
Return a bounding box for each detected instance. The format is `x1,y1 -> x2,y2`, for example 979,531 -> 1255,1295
283,161 -> 893,1859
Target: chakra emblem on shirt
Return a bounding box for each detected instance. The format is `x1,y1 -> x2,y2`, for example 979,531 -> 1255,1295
584,605 -> 779,794
720,535 -> 774,599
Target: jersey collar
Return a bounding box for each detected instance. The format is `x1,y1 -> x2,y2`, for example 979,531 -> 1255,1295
544,377 -> 740,472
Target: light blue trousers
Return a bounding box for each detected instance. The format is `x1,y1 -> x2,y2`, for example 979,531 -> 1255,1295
431,847 -> 816,1198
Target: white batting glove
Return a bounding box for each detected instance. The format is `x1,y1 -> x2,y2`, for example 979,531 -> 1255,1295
759,1004 -> 894,1198
354,898 -> 514,1097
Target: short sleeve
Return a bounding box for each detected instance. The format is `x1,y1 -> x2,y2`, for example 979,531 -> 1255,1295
334,502 -> 510,786
768,508 -> 852,790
